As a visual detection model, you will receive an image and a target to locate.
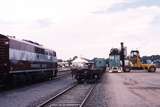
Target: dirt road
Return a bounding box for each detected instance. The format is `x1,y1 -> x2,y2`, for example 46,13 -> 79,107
104,72 -> 160,107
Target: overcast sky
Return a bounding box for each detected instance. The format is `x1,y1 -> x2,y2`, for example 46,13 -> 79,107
0,0 -> 160,59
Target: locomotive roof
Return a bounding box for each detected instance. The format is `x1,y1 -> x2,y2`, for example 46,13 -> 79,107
0,34 -> 56,53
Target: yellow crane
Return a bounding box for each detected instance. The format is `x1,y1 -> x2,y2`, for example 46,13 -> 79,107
126,50 -> 156,72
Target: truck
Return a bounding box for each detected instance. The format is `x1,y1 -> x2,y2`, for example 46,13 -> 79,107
109,48 -> 122,72
124,50 -> 156,72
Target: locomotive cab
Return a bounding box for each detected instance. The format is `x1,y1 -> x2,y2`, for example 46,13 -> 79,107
0,34 -> 9,84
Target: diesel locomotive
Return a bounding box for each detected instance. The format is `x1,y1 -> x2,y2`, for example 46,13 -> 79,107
0,34 -> 57,86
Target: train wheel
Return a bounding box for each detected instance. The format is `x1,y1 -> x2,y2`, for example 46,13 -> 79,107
11,74 -> 18,87
148,66 -> 156,72
47,71 -> 53,80
77,79 -> 84,84
4,76 -> 12,88
54,70 -> 58,77
26,73 -> 32,84
93,74 -> 99,80
20,74 -> 27,86
124,67 -> 130,72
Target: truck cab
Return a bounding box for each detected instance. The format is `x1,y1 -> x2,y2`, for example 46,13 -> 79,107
109,48 -> 122,73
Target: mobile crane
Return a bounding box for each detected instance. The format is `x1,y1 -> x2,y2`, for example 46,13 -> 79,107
125,50 -> 156,72
109,42 -> 156,73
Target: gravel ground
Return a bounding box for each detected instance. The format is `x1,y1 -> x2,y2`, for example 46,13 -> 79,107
57,70 -> 71,76
84,74 -> 107,107
0,73 -> 75,107
86,71 -> 160,107
45,84 -> 93,107
1,70 -> 160,107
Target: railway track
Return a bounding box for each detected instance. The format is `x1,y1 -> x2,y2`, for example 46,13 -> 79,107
37,83 -> 96,107
54,71 -> 71,80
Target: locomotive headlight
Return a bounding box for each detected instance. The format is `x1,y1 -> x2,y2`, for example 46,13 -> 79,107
5,41 -> 9,45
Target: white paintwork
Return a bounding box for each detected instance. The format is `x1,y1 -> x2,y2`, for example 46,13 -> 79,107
109,67 -> 122,73
10,68 -> 56,73
9,48 -> 57,62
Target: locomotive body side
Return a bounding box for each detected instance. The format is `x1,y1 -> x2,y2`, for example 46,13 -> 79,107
0,34 -> 57,86
9,39 -> 57,74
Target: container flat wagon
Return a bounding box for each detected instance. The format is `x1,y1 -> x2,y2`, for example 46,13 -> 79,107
72,58 -> 106,83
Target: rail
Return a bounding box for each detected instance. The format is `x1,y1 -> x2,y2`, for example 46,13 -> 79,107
37,83 -> 77,107
37,83 -> 96,107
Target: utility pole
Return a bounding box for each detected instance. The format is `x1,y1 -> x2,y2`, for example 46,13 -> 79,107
120,42 -> 125,72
